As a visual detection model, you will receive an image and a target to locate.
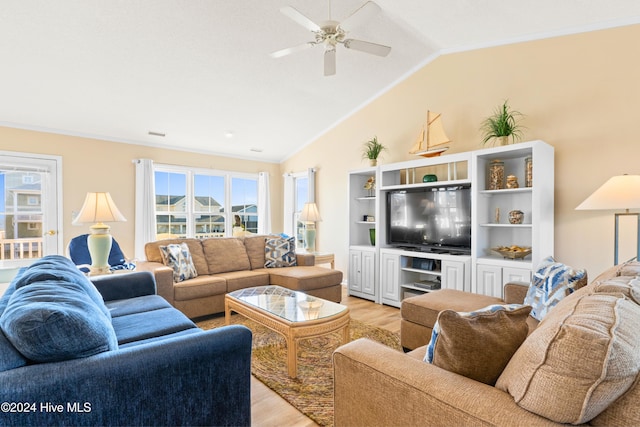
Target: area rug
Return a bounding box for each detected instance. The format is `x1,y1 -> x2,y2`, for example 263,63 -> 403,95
197,314 -> 401,427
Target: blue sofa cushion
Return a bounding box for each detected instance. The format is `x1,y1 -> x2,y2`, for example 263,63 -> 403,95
0,328 -> 27,372
0,280 -> 118,363
111,307 -> 197,345
106,294 -> 172,318
13,255 -> 111,320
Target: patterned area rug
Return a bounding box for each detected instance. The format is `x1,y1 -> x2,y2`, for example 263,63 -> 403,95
197,314 -> 401,427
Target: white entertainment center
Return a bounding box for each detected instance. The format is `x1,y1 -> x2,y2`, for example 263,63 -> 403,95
348,140 -> 554,307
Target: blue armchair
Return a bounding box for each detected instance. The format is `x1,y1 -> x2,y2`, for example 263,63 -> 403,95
68,234 -> 136,273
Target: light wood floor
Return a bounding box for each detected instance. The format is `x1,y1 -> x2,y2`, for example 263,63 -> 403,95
251,285 -> 401,427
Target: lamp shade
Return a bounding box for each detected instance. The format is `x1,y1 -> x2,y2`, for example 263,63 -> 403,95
576,175 -> 640,211
299,202 -> 322,222
73,192 -> 127,224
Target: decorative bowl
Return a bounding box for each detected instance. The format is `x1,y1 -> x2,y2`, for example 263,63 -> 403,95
492,246 -> 532,259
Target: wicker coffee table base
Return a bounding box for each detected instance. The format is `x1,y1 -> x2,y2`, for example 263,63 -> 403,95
225,295 -> 350,378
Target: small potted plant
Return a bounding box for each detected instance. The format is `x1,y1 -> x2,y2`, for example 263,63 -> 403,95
480,100 -> 525,146
362,136 -> 386,166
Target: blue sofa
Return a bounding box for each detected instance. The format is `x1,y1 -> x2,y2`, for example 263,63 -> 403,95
0,255 -> 252,426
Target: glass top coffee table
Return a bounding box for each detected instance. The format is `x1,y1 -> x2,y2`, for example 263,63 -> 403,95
225,285 -> 350,378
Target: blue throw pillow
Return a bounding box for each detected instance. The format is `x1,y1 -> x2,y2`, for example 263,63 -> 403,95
524,256 -> 587,321
265,236 -> 297,268
14,255 -> 111,320
0,280 -> 118,363
0,329 -> 27,372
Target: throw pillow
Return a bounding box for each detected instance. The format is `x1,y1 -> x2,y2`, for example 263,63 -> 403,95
159,243 -> 198,282
0,281 -> 118,363
496,287 -> 640,424
424,304 -> 532,385
265,236 -> 297,268
523,256 -> 587,321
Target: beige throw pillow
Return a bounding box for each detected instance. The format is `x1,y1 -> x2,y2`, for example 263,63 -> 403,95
424,304 -> 532,385
496,286 -> 640,424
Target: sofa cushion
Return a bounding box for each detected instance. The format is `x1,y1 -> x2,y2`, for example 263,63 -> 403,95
106,294 -> 173,318
110,306 -> 197,345
160,242 -> 198,282
202,238 -> 251,274
215,270 -> 270,292
173,276 -> 227,301
146,238 -> 209,275
496,283 -> 640,424
243,234 -> 270,270
264,266 -> 343,291
523,256 -> 587,321
265,236 -> 297,268
424,304 -> 531,385
0,329 -> 27,372
14,255 -> 112,319
0,280 -> 118,363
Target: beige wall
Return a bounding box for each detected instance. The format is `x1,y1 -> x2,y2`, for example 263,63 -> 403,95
0,126 -> 283,257
281,24 -> 640,279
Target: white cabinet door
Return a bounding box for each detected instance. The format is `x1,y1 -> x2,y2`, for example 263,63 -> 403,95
380,251 -> 400,304
475,264 -> 503,298
503,267 -> 532,285
442,260 -> 466,292
362,249 -> 376,296
348,250 -> 363,293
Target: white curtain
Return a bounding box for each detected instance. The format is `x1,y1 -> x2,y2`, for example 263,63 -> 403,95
283,173 -> 294,236
257,171 -> 271,235
134,159 -> 157,260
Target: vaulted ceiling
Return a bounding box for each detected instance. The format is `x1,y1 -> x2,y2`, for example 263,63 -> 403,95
1,1 -> 639,162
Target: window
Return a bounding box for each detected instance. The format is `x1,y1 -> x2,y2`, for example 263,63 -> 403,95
283,168 -> 315,246
154,165 -> 259,239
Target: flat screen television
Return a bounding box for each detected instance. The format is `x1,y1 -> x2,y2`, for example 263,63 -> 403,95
386,185 -> 472,253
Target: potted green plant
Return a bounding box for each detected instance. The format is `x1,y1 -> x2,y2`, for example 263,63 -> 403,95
480,100 -> 525,146
362,136 -> 386,166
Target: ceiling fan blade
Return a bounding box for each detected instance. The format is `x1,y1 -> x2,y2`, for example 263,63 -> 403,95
270,42 -> 316,58
280,6 -> 321,32
339,1 -> 381,31
344,38 -> 391,57
324,48 -> 336,76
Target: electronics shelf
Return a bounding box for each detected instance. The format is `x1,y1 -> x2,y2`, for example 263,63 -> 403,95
348,140 -> 553,305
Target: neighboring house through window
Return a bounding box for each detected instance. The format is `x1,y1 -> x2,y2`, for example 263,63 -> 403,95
154,165 -> 259,239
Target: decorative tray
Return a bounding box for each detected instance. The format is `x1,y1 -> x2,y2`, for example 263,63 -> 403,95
492,246 -> 532,259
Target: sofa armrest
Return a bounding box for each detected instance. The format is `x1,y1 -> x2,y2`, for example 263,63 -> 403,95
135,261 -> 175,306
0,325 -> 252,427
296,253 -> 315,266
334,339 -> 559,427
503,281 -> 530,304
90,271 -> 156,301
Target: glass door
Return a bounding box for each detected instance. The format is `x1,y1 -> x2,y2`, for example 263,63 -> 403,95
0,152 -> 62,267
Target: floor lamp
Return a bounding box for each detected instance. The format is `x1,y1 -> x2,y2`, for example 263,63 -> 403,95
299,202 -> 322,252
73,192 -> 127,275
576,174 -> 640,265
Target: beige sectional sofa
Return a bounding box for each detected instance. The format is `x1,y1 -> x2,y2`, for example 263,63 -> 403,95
334,262 -> 640,426
137,235 -> 343,318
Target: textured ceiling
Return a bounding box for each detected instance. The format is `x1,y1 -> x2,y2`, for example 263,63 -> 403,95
1,1 -> 639,162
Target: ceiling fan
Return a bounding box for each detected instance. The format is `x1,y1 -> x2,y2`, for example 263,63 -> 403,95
270,1 -> 391,76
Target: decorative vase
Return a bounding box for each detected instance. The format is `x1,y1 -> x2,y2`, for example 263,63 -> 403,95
488,160 -> 505,190
369,159 -> 377,167
369,229 -> 376,246
509,210 -> 524,224
497,136 -> 509,146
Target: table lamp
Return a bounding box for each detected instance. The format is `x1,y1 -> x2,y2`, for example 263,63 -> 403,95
299,202 -> 322,252
576,174 -> 640,264
73,192 -> 127,275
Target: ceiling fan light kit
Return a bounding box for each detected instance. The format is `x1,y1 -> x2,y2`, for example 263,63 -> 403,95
271,1 -> 392,76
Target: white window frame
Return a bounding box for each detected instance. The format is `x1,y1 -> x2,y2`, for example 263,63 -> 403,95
153,164 -> 259,238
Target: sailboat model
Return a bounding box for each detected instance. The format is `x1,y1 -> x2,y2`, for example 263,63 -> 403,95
409,111 -> 451,157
